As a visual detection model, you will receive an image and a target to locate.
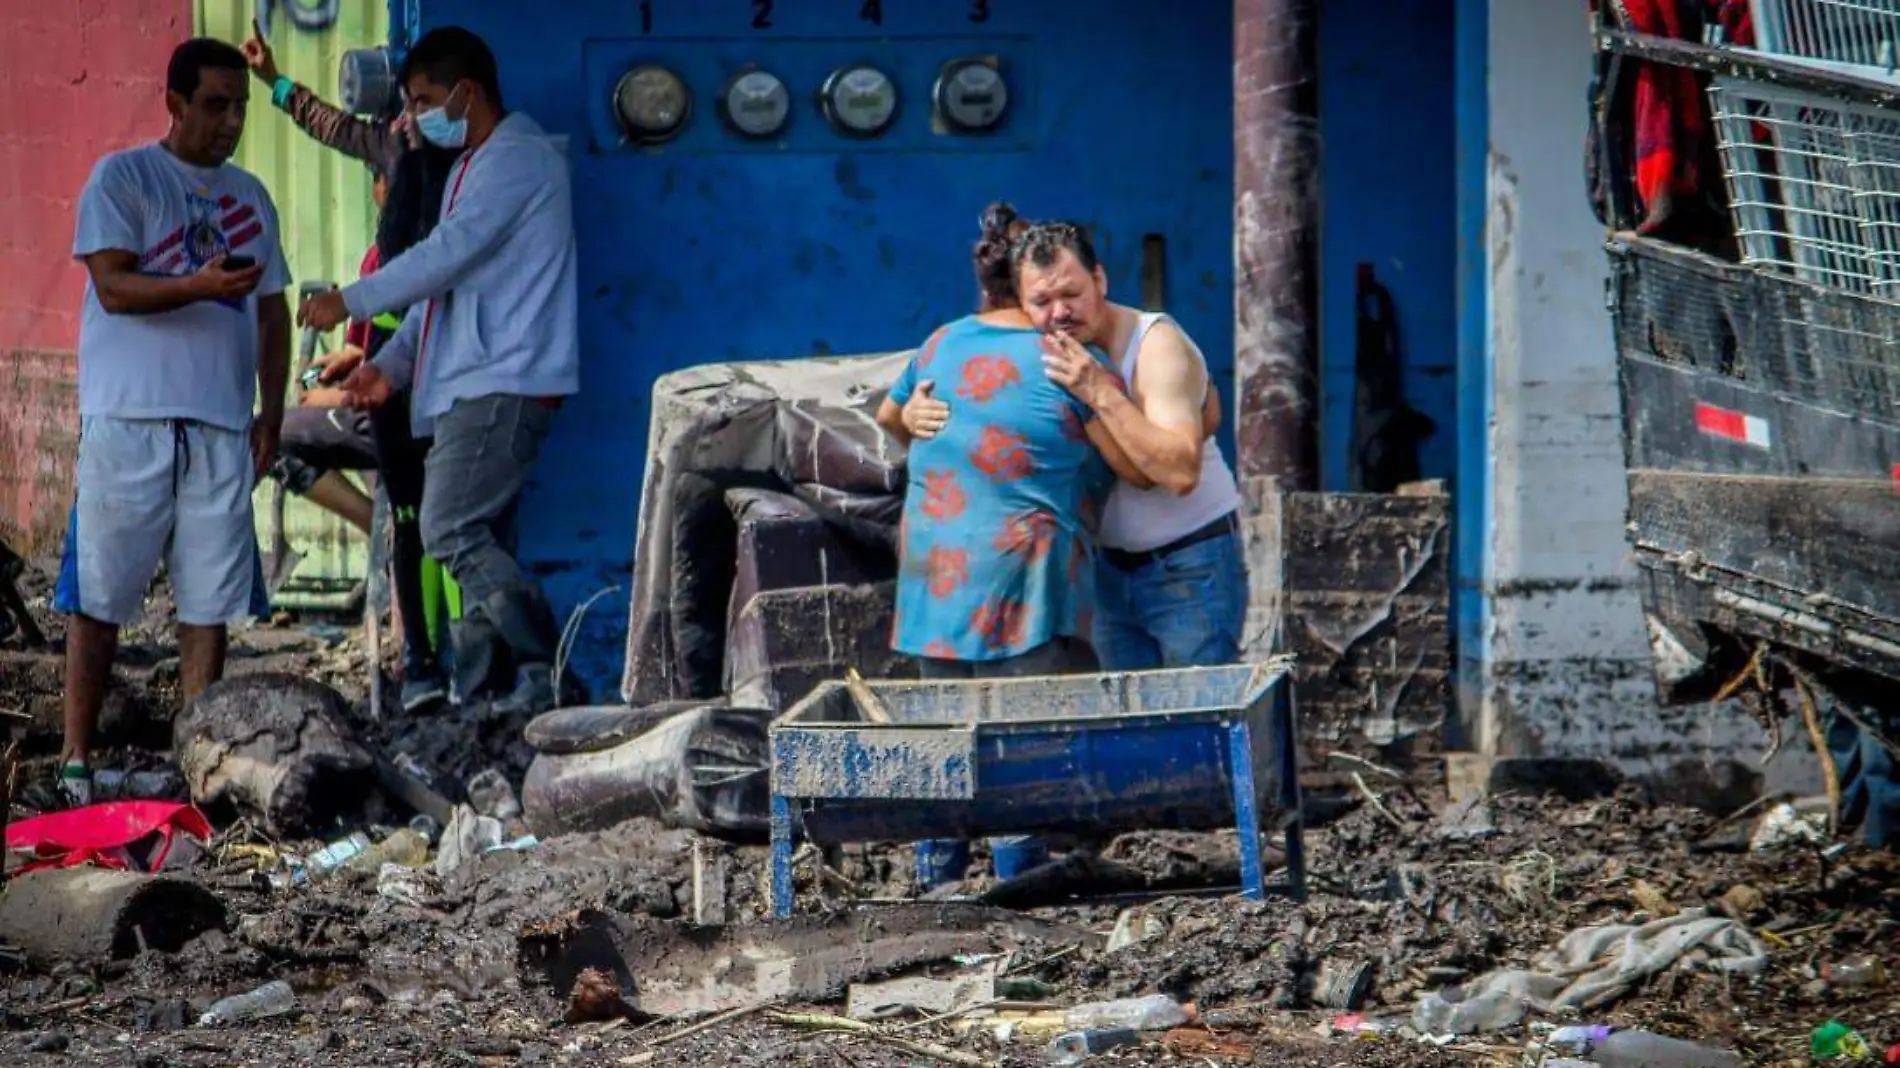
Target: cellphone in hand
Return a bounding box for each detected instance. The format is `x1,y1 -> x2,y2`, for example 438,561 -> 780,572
222,254 -> 257,271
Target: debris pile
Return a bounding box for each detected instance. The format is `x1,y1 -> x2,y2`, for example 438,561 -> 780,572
1,554 -> 1896,1066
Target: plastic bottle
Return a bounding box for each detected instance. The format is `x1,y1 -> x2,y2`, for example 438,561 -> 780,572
1047,1027 -> 1140,1065
1592,1030 -> 1741,1068
304,833 -> 373,881
1823,955 -> 1888,990
1412,987 -> 1526,1035
198,980 -> 297,1026
1061,994 -> 1190,1032
347,828 -> 430,871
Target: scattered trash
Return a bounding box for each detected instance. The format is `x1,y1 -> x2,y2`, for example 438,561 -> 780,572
1414,982 -> 1531,1035
1717,883 -> 1765,921
1551,1025 -> 1741,1068
1435,795 -> 1498,841
1161,1027 -> 1255,1060
436,805 -> 506,877
199,980 -> 297,1027
1313,958 -> 1373,1010
1104,906 -> 1166,953
1822,956 -> 1887,990
845,961 -> 998,1021
1326,1013 -> 1404,1037
5,801 -> 212,874
565,967 -> 639,1024
1047,1026 -> 1140,1065
1749,800 -> 1829,852
1630,878 -> 1678,916
374,862 -> 437,907
1812,1020 -> 1874,1062
993,976 -> 1056,1000
351,827 -> 430,872
467,767 -> 523,822
296,832 -> 373,886
1061,994 -> 1191,1032
1415,909 -> 1768,1033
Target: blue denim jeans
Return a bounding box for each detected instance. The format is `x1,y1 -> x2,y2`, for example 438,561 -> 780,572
911,637 -> 1092,890
1093,528 -> 1248,671
421,395 -> 560,701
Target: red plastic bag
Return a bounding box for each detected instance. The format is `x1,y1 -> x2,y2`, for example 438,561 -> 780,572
4,801 -> 213,874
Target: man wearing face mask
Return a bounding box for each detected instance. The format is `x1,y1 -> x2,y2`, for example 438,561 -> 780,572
297,26 -> 579,717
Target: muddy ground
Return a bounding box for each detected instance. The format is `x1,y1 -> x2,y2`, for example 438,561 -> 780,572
3,565 -> 1898,1066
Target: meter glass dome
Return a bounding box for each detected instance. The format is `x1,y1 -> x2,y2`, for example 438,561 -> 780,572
722,69 -> 791,138
822,66 -> 898,136
614,65 -> 692,143
936,60 -> 1009,132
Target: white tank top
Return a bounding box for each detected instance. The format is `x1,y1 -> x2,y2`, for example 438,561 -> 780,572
1098,313 -> 1243,552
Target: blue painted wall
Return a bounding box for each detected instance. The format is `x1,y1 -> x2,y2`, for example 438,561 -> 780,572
1452,0 -> 1491,746
405,0 -> 1237,697
1316,0 -> 1458,491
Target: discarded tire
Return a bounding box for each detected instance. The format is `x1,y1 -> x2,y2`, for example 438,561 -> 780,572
0,867 -> 226,967
521,703 -> 772,841
172,672 -> 375,839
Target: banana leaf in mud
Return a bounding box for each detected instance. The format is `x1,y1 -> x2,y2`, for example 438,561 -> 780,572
519,702 -> 773,841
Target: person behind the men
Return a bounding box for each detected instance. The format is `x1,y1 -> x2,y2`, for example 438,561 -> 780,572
243,19 -> 458,712
902,222 -> 1247,670
57,37 -> 292,804
297,26 -> 579,717
874,202 -> 1135,888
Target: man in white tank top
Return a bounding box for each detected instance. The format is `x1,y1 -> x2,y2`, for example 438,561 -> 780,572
902,222 -> 1247,670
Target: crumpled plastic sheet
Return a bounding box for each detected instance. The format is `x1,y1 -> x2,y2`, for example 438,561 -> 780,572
1416,909 -> 1769,1033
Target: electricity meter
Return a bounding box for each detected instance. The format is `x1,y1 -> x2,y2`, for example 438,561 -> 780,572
720,68 -> 791,139
613,65 -> 692,144
820,65 -> 898,137
934,58 -> 1008,133
339,47 -> 396,117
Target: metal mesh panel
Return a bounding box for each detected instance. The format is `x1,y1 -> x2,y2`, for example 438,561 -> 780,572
1610,238 -> 1900,423
1710,77 -> 1900,296
1749,0 -> 1900,73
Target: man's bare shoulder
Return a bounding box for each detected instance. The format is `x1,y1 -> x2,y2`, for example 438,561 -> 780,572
1132,316 -> 1207,389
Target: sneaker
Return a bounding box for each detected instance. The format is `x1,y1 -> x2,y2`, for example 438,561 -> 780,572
399,672 -> 450,715
57,760 -> 93,808
488,663 -> 556,718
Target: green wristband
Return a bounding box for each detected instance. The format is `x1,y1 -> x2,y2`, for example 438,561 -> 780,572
271,75 -> 295,111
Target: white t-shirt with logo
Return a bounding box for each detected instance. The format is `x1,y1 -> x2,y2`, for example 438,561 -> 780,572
71,143 -> 291,432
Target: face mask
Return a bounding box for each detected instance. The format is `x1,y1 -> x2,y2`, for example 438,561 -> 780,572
416,86 -> 469,149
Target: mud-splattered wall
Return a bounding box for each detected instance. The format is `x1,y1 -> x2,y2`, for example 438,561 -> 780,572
1470,0 -> 1812,795
410,0 -> 1239,694
0,0 -> 192,552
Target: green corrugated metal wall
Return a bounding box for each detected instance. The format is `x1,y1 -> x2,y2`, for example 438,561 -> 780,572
196,0 -> 388,610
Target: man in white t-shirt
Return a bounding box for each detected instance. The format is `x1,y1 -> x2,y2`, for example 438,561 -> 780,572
56,37 -> 293,805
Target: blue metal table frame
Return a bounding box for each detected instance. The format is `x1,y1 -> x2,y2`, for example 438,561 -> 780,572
767,661 -> 1305,917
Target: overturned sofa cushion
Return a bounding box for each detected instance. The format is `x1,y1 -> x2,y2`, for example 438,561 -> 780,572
726,581 -> 912,712
520,703 -> 773,841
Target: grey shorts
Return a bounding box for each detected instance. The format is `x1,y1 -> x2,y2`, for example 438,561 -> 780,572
54,416 -> 269,626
